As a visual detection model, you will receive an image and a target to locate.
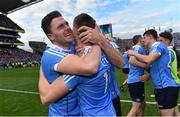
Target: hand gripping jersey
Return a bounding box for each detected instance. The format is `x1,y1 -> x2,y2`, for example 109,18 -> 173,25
41,44 -> 80,116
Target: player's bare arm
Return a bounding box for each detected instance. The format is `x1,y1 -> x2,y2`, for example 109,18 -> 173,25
56,45 -> 101,76
128,50 -> 160,65
129,56 -> 148,68
39,67 -> 69,105
78,26 -> 124,69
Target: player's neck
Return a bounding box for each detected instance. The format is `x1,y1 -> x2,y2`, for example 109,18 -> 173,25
53,41 -> 71,50
149,40 -> 157,48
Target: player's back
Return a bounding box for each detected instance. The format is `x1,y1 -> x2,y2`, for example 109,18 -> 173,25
41,44 -> 80,116
123,51 -> 130,69
77,51 -> 116,116
128,45 -> 144,83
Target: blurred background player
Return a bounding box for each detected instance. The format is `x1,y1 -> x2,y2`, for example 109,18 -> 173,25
159,31 -> 180,116
120,46 -> 130,91
127,35 -> 147,116
128,29 -> 179,116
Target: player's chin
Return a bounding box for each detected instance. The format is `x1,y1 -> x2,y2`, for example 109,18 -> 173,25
66,37 -> 74,42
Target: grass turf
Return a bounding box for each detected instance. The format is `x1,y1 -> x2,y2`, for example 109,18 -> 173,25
0,67 -> 179,116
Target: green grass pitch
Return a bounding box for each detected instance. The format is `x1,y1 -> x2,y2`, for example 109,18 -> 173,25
0,67 -> 179,116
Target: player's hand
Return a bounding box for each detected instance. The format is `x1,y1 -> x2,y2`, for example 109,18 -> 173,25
127,50 -> 137,56
140,74 -> 150,82
78,26 -> 101,44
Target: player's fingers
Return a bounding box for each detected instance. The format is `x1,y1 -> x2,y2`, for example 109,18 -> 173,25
78,26 -> 91,32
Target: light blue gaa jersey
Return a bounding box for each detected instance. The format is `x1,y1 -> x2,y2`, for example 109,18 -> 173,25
149,42 -> 178,89
41,44 -> 80,116
128,45 -> 144,84
63,46 -> 116,116
123,51 -> 130,69
108,41 -> 120,99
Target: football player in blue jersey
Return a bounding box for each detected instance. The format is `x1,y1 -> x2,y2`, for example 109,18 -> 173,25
76,20 -> 124,117
128,29 -> 179,116
108,41 -> 123,116
39,12 -> 124,116
78,26 -> 124,116
127,35 -> 148,116
40,11 -> 102,116
159,31 -> 180,116
68,15 -> 124,116
121,46 -> 130,91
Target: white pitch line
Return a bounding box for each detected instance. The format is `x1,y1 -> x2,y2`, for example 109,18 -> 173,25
121,99 -> 180,106
0,88 -> 180,106
0,88 -> 39,95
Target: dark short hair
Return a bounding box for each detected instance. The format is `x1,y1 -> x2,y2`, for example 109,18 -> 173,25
73,13 -> 96,30
125,46 -> 130,51
132,35 -> 142,45
143,29 -> 158,40
159,31 -> 173,43
41,10 -> 62,35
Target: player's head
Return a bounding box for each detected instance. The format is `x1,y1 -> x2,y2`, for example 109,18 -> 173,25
73,13 -> 96,40
132,35 -> 142,45
41,10 -> 74,47
143,29 -> 158,47
125,46 -> 130,51
73,13 -> 96,29
159,31 -> 173,46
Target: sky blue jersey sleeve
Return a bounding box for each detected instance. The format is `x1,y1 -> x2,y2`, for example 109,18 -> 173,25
109,41 -> 119,49
63,74 -> 81,90
150,43 -> 163,55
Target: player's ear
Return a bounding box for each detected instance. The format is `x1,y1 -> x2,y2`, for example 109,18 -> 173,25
47,34 -> 55,41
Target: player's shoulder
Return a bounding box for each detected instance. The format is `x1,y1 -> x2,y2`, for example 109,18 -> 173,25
44,44 -> 72,59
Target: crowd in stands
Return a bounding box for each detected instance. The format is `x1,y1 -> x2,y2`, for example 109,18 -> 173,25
0,47 -> 41,69
0,37 -> 17,43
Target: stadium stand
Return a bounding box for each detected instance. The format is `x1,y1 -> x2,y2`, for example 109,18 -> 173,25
29,41 -> 47,54
115,38 -> 133,52
0,0 -> 43,14
0,0 -> 43,69
0,15 -> 41,69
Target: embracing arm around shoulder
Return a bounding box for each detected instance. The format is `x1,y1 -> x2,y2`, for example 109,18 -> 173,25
128,50 -> 160,65
129,56 -> 148,68
100,38 -> 124,69
77,26 -> 124,69
38,67 -> 69,105
55,45 -> 101,76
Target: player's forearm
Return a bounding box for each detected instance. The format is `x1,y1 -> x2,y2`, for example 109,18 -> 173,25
39,76 -> 69,105
134,53 -> 151,64
82,45 -> 101,74
38,68 -> 51,105
129,57 -> 147,68
42,78 -> 69,104
55,45 -> 101,76
99,38 -> 124,68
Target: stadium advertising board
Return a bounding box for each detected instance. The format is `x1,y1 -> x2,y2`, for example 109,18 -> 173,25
99,24 -> 112,40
